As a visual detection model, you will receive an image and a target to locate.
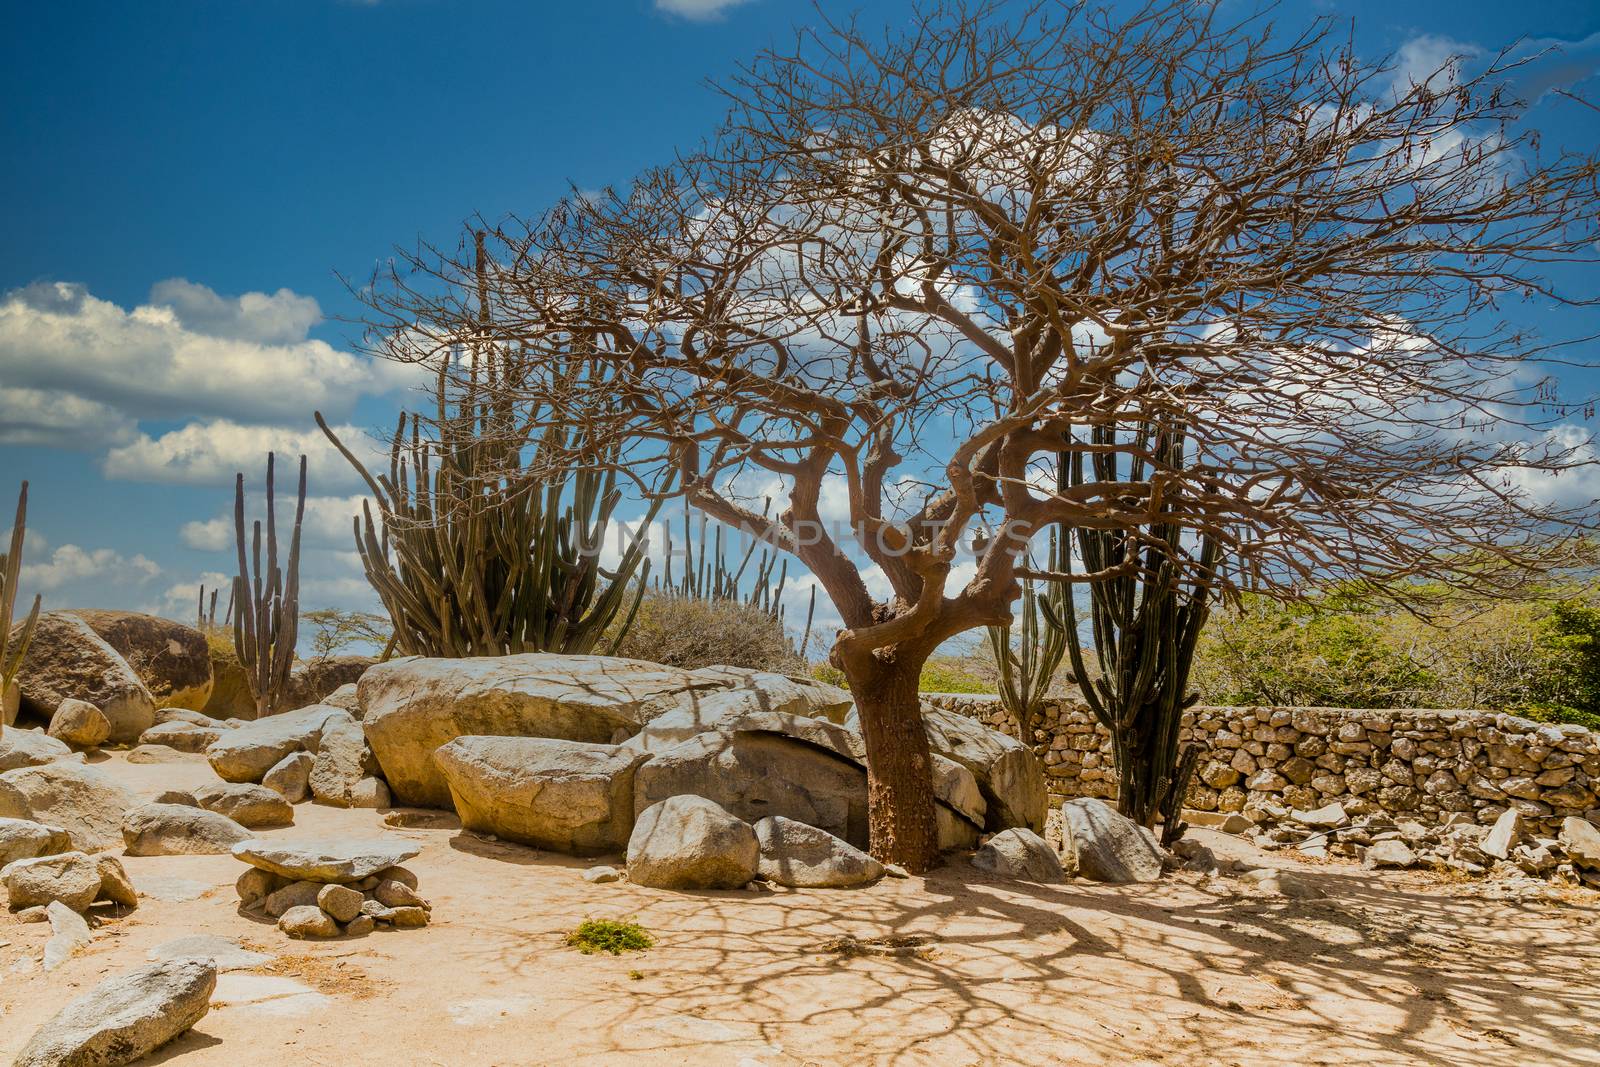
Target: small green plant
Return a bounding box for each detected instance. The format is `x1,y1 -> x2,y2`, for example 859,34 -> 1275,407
566,918 -> 654,956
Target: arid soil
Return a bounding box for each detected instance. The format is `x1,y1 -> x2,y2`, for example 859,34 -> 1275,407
3,751 -> 1597,1066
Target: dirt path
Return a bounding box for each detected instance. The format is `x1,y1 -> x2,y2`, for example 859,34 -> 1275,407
3,751 -> 1597,1066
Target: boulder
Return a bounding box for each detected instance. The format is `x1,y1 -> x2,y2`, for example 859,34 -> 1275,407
583,865 -> 622,884
236,867 -> 285,907
0,761 -> 139,851
373,878 -> 427,909
47,699 -> 111,750
204,704 -> 354,783
147,935 -> 271,972
1559,816 -> 1600,869
0,816 -> 71,866
627,795 -> 759,890
44,899 -> 93,970
308,719 -> 382,807
138,721 -> 222,752
122,803 -> 253,856
1059,798 -> 1163,883
686,666 -> 854,722
126,743 -> 190,763
434,736 -> 648,855
318,882 -> 365,922
64,609 -> 214,712
322,681 -> 361,714
262,751 -> 314,803
972,828 -> 1065,883
2,851 -> 103,912
154,789 -> 198,806
14,612 -> 156,742
1482,808 -> 1521,861
96,854 -> 138,908
0,727 -> 74,772
753,815 -> 883,887
874,704 -> 1045,833
154,706 -> 236,731
231,838 -> 422,883
202,641 -> 254,720
284,655 -> 375,710
359,654 -> 724,807
12,958 -> 217,1067
262,879 -> 322,917
347,777 -> 390,808
620,704 -> 867,760
1364,839 -> 1419,869
192,782 -> 294,828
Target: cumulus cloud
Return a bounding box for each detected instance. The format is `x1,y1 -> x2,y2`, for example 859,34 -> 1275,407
20,543 -> 160,591
0,387 -> 138,448
655,0 -> 751,20
181,493 -> 376,551
102,418 -> 385,490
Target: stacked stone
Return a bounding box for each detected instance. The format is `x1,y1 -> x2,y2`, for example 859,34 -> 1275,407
925,695 -> 1600,840
231,839 -> 431,939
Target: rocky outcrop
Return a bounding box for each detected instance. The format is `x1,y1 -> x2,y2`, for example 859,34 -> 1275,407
47,698 -> 110,750
64,609 -> 214,712
627,795 -> 758,890
359,654 -> 724,807
1059,798 -> 1163,883
14,612 -> 155,742
971,828 -> 1064,883
0,761 -> 138,852
754,815 -> 883,887
0,727 -> 74,772
122,802 -> 254,855
204,704 -> 353,783
435,736 -> 649,855
12,958 -> 216,1067
285,655 -> 376,710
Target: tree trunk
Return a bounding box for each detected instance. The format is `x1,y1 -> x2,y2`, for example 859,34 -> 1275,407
847,654 -> 940,872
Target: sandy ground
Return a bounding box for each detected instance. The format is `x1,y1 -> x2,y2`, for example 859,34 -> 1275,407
2,751 -> 1598,1067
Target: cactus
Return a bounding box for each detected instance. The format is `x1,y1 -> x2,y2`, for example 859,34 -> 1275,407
196,582 -> 233,633
1,482 -> 42,726
986,527 -> 1071,745
1060,419 -> 1219,843
232,453 -> 307,717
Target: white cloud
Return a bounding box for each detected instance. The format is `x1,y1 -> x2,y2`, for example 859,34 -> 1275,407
1389,35 -> 1477,97
654,0 -> 750,20
147,278 -> 322,345
0,387 -> 138,449
181,493 -> 376,551
103,418 -> 385,490
20,543 -> 160,591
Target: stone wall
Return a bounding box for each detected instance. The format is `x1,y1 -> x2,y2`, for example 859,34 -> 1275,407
923,694 -> 1600,835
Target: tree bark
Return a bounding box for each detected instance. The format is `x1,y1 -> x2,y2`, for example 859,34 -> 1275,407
847,654 -> 940,872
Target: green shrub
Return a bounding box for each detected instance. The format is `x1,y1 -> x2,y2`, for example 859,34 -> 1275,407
610,591 -> 804,672
566,918 -> 654,955
809,656 -> 997,694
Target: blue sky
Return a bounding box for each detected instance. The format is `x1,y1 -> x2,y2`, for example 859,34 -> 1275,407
2,0 -> 1598,640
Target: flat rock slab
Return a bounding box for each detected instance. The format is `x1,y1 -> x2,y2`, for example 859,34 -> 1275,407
12,958 -> 217,1067
132,875 -> 211,903
231,838 -> 422,883
211,973 -> 330,1018
148,934 -> 272,972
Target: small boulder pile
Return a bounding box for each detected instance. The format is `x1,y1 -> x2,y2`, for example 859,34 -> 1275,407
232,838 -> 430,939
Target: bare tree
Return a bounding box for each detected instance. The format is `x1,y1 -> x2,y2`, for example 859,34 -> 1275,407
358,1 -> 1599,868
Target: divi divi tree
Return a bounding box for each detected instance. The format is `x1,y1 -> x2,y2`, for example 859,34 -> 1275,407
358,1 -> 1599,869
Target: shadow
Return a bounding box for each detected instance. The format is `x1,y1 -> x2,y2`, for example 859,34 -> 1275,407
144,1028 -> 224,1063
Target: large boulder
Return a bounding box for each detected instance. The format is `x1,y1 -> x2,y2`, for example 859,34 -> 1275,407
627,795 -> 759,890
0,816 -> 71,866
621,704 -> 868,759
1560,816 -> 1600,869
434,736 -> 649,855
139,720 -> 222,752
971,828 -> 1065,883
47,699 -> 111,750
262,751 -> 313,803
64,609 -> 214,712
12,958 -> 217,1067
231,838 -> 422,883
0,726 -> 74,771
284,655 -> 376,710
359,654 -> 725,807
2,851 -> 103,912
1059,798 -> 1163,884
192,782 -> 294,828
122,803 -> 254,855
687,666 -> 854,722
916,704 -> 1047,833
13,612 -> 156,742
754,815 -> 883,887
0,761 -> 139,852
204,704 -> 354,783
308,719 -> 382,807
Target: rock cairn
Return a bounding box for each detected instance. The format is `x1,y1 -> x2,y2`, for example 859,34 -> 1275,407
231,839 -> 431,939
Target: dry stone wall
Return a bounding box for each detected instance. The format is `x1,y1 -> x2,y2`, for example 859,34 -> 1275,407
923,694 -> 1600,836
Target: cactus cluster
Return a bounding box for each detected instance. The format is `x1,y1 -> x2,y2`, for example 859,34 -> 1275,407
1,482 -> 42,725
232,453 -> 307,718
986,525 -> 1071,746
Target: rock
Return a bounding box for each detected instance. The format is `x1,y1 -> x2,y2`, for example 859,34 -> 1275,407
1218,813 -> 1253,834
373,879 -> 427,909
317,883 -> 364,923
1482,808 -> 1521,861
12,958 -> 216,1067
262,880 -> 322,918
17,904 -> 48,922
1238,867 -> 1326,899
308,719 -> 381,806
753,815 -> 883,888
202,642 -> 253,720
620,703 -> 868,759
359,654 -> 726,807
1559,816 -> 1600,869
122,803 -> 253,856
46,699 -> 111,750
971,828 -> 1065,883
1292,802 -> 1348,829
284,655 -> 375,710
0,816 -> 71,866
153,790 -> 198,806
204,704 -> 354,783
687,666 -> 854,722
13,612 -> 157,742
235,867 -> 284,907
348,776 -> 390,808
262,750 -> 314,803
0,727 -> 74,772
278,904 -> 341,939
138,721 -> 221,752
192,782 -> 293,829
64,609 -> 214,712
583,865 -> 622,884
916,704 -> 1046,832
376,865 -> 418,889
321,682 -> 362,714
1059,798 -> 1163,884
0,761 -> 139,851
435,736 -> 648,855
95,854 -> 138,908
232,838 -> 422,883
43,899 -> 92,970
147,934 -> 271,972
384,905 -> 429,928
153,707 -> 235,731
883,863 -> 910,879
1364,839 -> 1419,869
626,795 -> 759,890
344,914 -> 375,937
2,851 -> 102,912
127,744 -> 191,764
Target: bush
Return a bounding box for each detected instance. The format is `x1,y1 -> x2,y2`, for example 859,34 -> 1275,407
610,591 -> 804,672
809,655 -> 997,694
566,918 -> 654,955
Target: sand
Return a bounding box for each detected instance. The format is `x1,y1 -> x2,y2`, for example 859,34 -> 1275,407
2,750 -> 1597,1066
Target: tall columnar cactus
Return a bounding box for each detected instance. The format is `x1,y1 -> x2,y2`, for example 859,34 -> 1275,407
1,482 -> 42,726
986,526 -> 1071,746
196,582 -> 233,633
1061,419 -> 1218,844
232,454 -> 307,718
